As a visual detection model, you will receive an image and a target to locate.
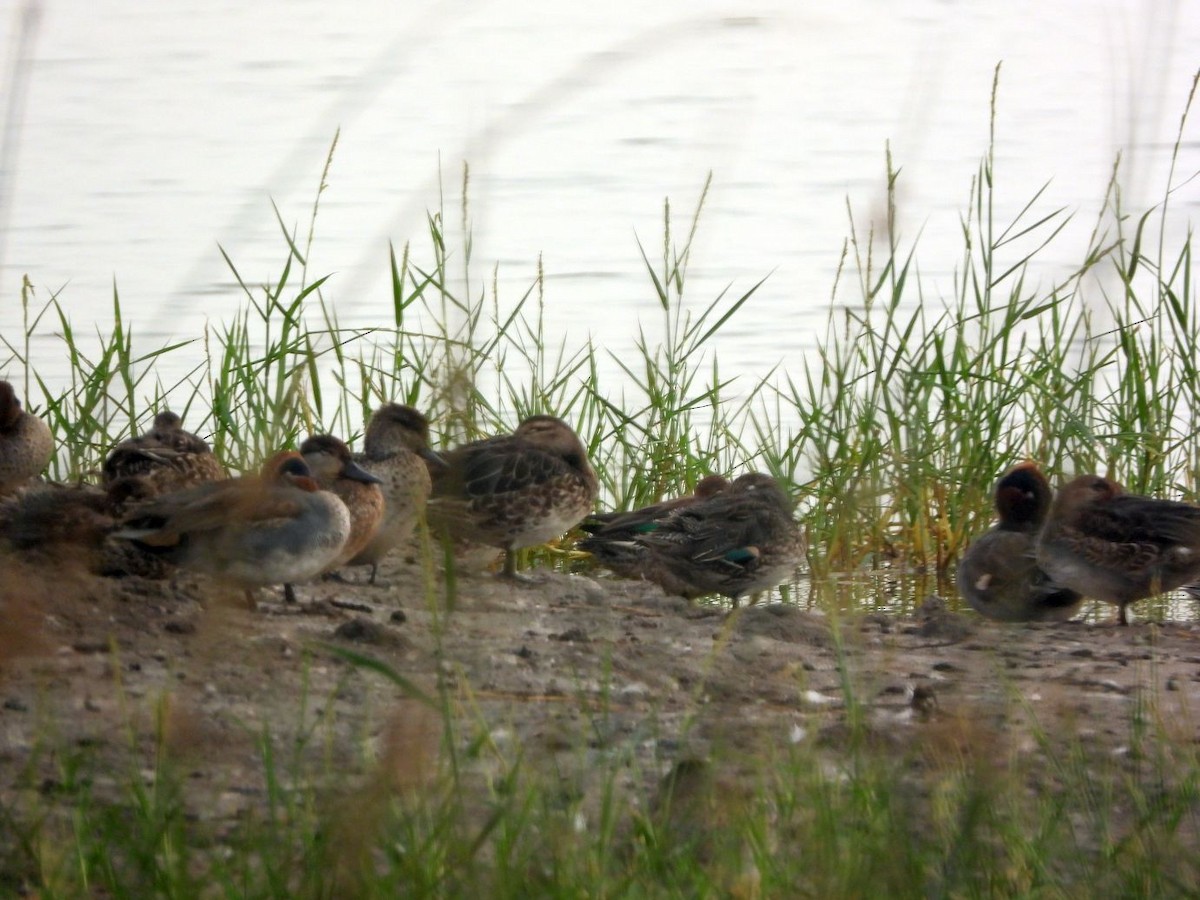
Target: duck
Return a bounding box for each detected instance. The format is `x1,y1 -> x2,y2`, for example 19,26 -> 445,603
0,475 -> 181,578
113,451 -> 351,603
0,380 -> 54,496
102,410 -> 225,505
578,473 -> 732,591
298,434 -> 385,569
956,462 -> 1083,622
345,404 -> 443,583
427,414 -> 598,577
580,472 -> 804,604
1036,474 -> 1200,625
580,474 -> 731,537
0,481 -> 117,574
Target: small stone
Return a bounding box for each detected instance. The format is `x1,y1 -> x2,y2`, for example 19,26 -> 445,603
72,641 -> 110,655
3,697 -> 28,712
389,609 -> 407,624
553,627 -> 590,643
333,618 -> 388,644
911,685 -> 938,716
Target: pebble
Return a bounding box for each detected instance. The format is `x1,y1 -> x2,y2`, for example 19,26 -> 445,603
333,618 -> 388,644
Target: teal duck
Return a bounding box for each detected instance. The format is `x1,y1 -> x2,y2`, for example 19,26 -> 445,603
427,414 -> 598,577
0,381 -> 53,495
0,477 -> 177,578
102,410 -> 225,504
0,481 -> 117,574
346,404 -> 443,583
1036,474 -> 1200,625
581,472 -> 804,604
114,451 -> 352,603
578,474 -> 731,585
581,474 -> 731,537
299,434 -> 385,569
956,462 -> 1082,622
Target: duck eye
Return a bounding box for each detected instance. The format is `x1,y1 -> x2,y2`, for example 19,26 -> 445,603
280,458 -> 311,478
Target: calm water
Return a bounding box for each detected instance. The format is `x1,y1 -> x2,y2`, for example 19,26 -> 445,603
0,0 -> 1198,395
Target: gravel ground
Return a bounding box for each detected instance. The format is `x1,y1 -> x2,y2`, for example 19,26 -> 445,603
3,548 -> 1199,860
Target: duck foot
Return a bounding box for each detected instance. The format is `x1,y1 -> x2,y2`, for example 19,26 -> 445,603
496,549 -> 541,583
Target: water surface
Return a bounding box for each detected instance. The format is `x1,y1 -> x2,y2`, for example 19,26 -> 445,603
0,0 -> 1197,395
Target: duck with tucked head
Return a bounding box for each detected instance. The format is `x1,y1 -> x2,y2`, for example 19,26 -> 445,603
0,381 -> 53,496
299,434 -> 385,571
113,451 -> 351,603
0,481 -> 117,575
427,414 -> 598,577
581,474 -> 730,537
579,474 -> 731,585
345,404 -> 444,583
1036,474 -> 1200,625
102,410 -> 225,505
956,462 -> 1082,622
582,472 -> 804,604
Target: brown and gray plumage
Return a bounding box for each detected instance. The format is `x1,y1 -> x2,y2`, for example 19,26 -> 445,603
0,481 -> 117,574
0,381 -> 53,496
578,474 -> 732,586
1036,474 -> 1200,625
427,414 -> 598,577
346,404 -> 443,583
581,472 -> 804,603
299,434 -> 385,569
956,462 -> 1082,622
102,410 -> 225,504
580,474 -> 731,537
0,477 -> 177,578
113,451 -> 352,603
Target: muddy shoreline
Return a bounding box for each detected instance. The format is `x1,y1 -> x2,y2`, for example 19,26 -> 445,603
3,553 -> 1199,875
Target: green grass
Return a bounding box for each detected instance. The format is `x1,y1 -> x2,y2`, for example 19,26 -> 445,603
4,71 -> 1199,591
2,68 -> 1200,894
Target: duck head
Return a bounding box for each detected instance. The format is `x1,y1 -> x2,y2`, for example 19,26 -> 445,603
299,435 -> 383,485
1048,474 -> 1124,522
514,415 -> 591,472
0,381 -> 23,430
262,451 -> 322,491
994,462 -> 1054,529
364,403 -> 444,466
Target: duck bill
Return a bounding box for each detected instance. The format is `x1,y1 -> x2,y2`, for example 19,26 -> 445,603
342,460 -> 383,485
419,447 -> 448,469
